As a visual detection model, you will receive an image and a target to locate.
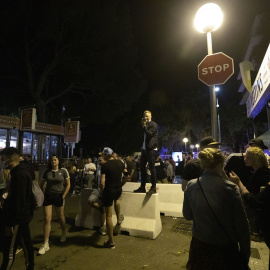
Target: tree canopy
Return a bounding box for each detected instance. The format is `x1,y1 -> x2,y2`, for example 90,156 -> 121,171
0,0 -> 146,124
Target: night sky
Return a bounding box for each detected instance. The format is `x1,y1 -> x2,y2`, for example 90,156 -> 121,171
0,0 -> 269,154
129,0 -> 266,103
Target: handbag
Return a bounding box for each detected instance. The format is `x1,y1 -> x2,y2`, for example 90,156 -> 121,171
197,178 -> 250,270
32,180 -> 44,207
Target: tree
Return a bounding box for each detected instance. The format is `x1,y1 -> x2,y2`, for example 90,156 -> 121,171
0,0 -> 146,124
220,99 -> 253,152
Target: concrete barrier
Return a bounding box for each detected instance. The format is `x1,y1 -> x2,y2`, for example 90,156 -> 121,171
113,192 -> 162,239
75,188 -> 162,239
123,182 -> 184,217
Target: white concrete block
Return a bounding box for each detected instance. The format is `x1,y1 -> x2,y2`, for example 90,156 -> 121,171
75,188 -> 162,239
123,182 -> 184,217
157,184 -> 184,217
113,192 -> 162,239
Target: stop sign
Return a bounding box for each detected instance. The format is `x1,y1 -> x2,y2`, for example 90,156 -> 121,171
198,52 -> 234,86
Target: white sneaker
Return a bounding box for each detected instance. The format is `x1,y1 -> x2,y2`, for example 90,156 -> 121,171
60,233 -> 66,243
38,243 -> 49,255
99,226 -> 107,236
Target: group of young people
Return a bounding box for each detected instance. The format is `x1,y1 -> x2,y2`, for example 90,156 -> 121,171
182,137 -> 270,269
38,146 -> 129,253
1,109 -> 270,270
0,143 -> 130,270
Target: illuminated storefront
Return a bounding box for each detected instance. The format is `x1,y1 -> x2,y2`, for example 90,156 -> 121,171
0,114 -> 64,163
245,44 -> 270,146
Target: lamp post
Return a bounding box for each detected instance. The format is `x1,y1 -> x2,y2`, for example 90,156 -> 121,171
216,97 -> 221,143
194,3 -> 223,141
195,144 -> 199,153
183,138 -> 188,152
215,87 -> 221,143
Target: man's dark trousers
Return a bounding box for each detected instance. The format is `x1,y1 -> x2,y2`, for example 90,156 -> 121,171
1,223 -> 34,270
140,149 -> 157,188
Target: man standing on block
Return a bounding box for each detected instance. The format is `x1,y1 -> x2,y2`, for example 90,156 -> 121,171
134,110 -> 158,195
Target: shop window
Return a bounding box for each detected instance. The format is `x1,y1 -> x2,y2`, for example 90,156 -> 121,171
50,136 -> 58,156
10,129 -> 18,148
0,129 -> 7,150
45,136 -> 50,161
40,135 -> 51,162
32,133 -> 38,162
22,132 -> 32,155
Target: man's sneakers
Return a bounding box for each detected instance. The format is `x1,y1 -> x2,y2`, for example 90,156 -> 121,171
146,187 -> 157,195
133,187 -> 146,193
38,243 -> 50,255
134,186 -> 157,195
104,239 -> 115,249
113,215 -> 124,235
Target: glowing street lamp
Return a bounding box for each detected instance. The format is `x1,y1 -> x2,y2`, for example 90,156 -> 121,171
195,144 -> 199,152
216,98 -> 221,143
194,4 -> 223,34
194,3 -> 223,141
183,138 -> 188,152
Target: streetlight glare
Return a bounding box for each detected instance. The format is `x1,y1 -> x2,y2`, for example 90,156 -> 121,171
194,3 -> 223,33
215,87 -> 220,91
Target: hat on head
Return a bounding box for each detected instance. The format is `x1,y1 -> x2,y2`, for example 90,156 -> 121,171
248,138 -> 268,149
200,136 -> 221,149
101,147 -> 114,155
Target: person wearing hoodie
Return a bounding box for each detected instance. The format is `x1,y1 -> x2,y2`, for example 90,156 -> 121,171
0,147 -> 34,270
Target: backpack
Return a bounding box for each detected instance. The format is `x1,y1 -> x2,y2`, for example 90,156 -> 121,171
32,180 -> 44,207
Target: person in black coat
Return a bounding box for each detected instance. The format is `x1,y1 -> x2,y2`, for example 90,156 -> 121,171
230,169 -> 270,269
0,147 -> 34,270
134,110 -> 158,195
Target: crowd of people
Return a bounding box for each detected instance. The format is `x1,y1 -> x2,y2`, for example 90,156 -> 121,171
183,137 -> 270,270
63,152 -> 178,197
0,109 -> 270,269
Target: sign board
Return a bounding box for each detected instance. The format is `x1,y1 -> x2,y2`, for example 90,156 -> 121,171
0,115 -> 20,129
246,44 -> 270,118
64,121 -> 80,143
35,122 -> 64,135
198,52 -> 234,86
20,108 -> 36,130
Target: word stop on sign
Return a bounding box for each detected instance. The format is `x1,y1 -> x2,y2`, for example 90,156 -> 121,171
202,64 -> 230,75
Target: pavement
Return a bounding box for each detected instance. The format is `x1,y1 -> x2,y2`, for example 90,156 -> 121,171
0,184 -> 269,270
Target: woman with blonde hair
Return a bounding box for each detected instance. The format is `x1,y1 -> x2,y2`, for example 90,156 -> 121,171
245,147 -> 270,194
241,146 -> 270,242
230,147 -> 270,269
183,148 -> 250,269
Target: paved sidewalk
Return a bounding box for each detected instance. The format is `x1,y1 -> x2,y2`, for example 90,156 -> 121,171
250,241 -> 269,270
0,189 -> 269,269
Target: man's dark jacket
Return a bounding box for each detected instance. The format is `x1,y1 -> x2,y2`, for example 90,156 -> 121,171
143,120 -> 158,150
4,163 -> 34,226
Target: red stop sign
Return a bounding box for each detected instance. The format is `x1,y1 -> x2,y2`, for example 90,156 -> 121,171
198,52 -> 234,86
